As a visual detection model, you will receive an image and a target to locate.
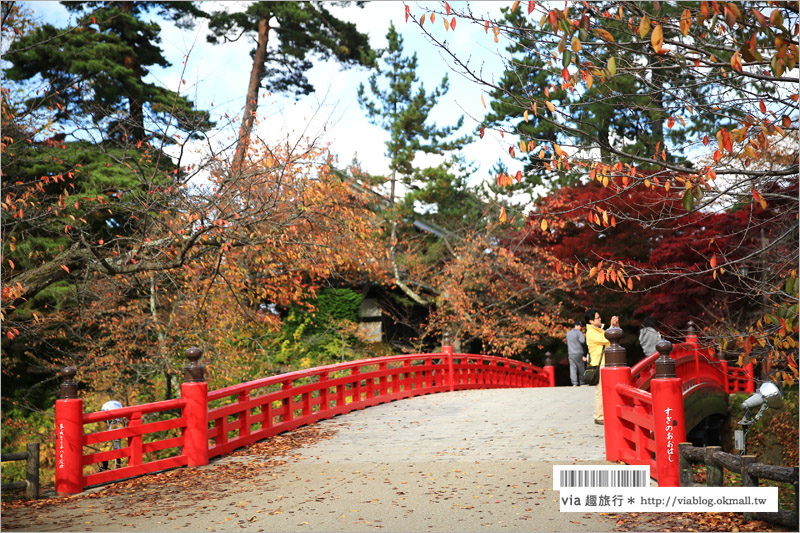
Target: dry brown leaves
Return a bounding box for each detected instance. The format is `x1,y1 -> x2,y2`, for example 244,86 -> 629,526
0,425 -> 336,516
612,511 -> 790,532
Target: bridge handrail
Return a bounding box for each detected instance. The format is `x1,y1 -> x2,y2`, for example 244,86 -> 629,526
603,331 -> 691,486
207,352 -> 543,402
604,326 -> 758,487
55,346 -> 554,495
208,352 -> 441,400
612,382 -> 658,476
82,397 -> 187,423
616,382 -> 653,405
630,343 -> 696,385
632,343 -> 755,394
62,396 -> 190,490
204,352 -> 549,459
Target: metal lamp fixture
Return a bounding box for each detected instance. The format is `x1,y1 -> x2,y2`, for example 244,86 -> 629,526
736,382 -> 783,454
741,381 -> 783,410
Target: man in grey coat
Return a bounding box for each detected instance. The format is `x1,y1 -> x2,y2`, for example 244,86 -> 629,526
566,320 -> 587,386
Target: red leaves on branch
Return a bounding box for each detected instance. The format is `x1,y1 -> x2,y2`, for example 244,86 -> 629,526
730,51 -> 743,73
547,10 -> 558,30
719,128 -> 733,152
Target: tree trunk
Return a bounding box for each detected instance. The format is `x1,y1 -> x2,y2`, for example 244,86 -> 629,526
232,16 -> 270,173
164,372 -> 172,401
120,1 -> 145,141
648,53 -> 667,161
389,221 -> 429,305
452,325 -> 463,353
598,117 -> 611,165
389,62 -> 398,205
2,244 -> 88,316
149,274 -> 172,400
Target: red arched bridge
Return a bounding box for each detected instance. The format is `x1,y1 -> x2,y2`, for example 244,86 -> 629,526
55,327 -> 754,494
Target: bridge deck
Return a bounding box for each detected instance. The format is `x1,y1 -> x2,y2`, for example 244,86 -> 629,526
297,387 -> 608,463
4,388 -> 623,532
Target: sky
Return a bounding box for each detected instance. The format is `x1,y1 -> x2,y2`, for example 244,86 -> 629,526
24,1 -> 523,198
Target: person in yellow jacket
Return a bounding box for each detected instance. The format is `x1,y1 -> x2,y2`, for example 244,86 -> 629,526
584,309 -> 619,425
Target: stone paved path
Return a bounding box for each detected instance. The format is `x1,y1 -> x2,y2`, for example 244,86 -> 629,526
2,387 -> 620,532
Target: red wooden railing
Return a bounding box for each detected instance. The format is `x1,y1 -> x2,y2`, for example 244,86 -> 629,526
631,344 -> 755,394
82,399 -> 188,487
55,347 -> 554,494
604,328 -> 756,487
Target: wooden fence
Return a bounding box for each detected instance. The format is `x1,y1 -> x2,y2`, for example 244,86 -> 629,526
679,442 -> 799,527
1,442 -> 40,499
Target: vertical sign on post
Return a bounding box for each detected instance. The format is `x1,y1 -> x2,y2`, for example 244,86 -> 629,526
55,367 -> 84,495
650,340 -> 687,487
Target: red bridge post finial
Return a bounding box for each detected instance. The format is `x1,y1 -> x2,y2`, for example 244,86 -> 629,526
601,327 -> 630,462
650,340 -> 687,487
182,348 -> 209,467
442,333 -> 454,392
55,367 -> 84,495
543,352 -> 555,387
685,321 -> 702,382
685,321 -> 698,347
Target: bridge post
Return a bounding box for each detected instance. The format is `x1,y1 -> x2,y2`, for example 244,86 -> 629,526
443,333 -> 454,392
543,352 -> 555,387
55,367 -> 84,495
685,321 -> 698,349
181,347 -> 209,467
650,340 -> 687,487
745,362 -> 755,394
600,328 -> 629,462
686,322 -> 702,380
719,360 -> 730,393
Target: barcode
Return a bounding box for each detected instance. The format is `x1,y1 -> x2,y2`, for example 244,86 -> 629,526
553,466 -> 650,489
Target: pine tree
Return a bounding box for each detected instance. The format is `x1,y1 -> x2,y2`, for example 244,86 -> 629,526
5,1 -> 212,143
357,22 -> 474,306
358,22 -> 469,206
206,1 -> 373,171
2,2 -> 212,313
